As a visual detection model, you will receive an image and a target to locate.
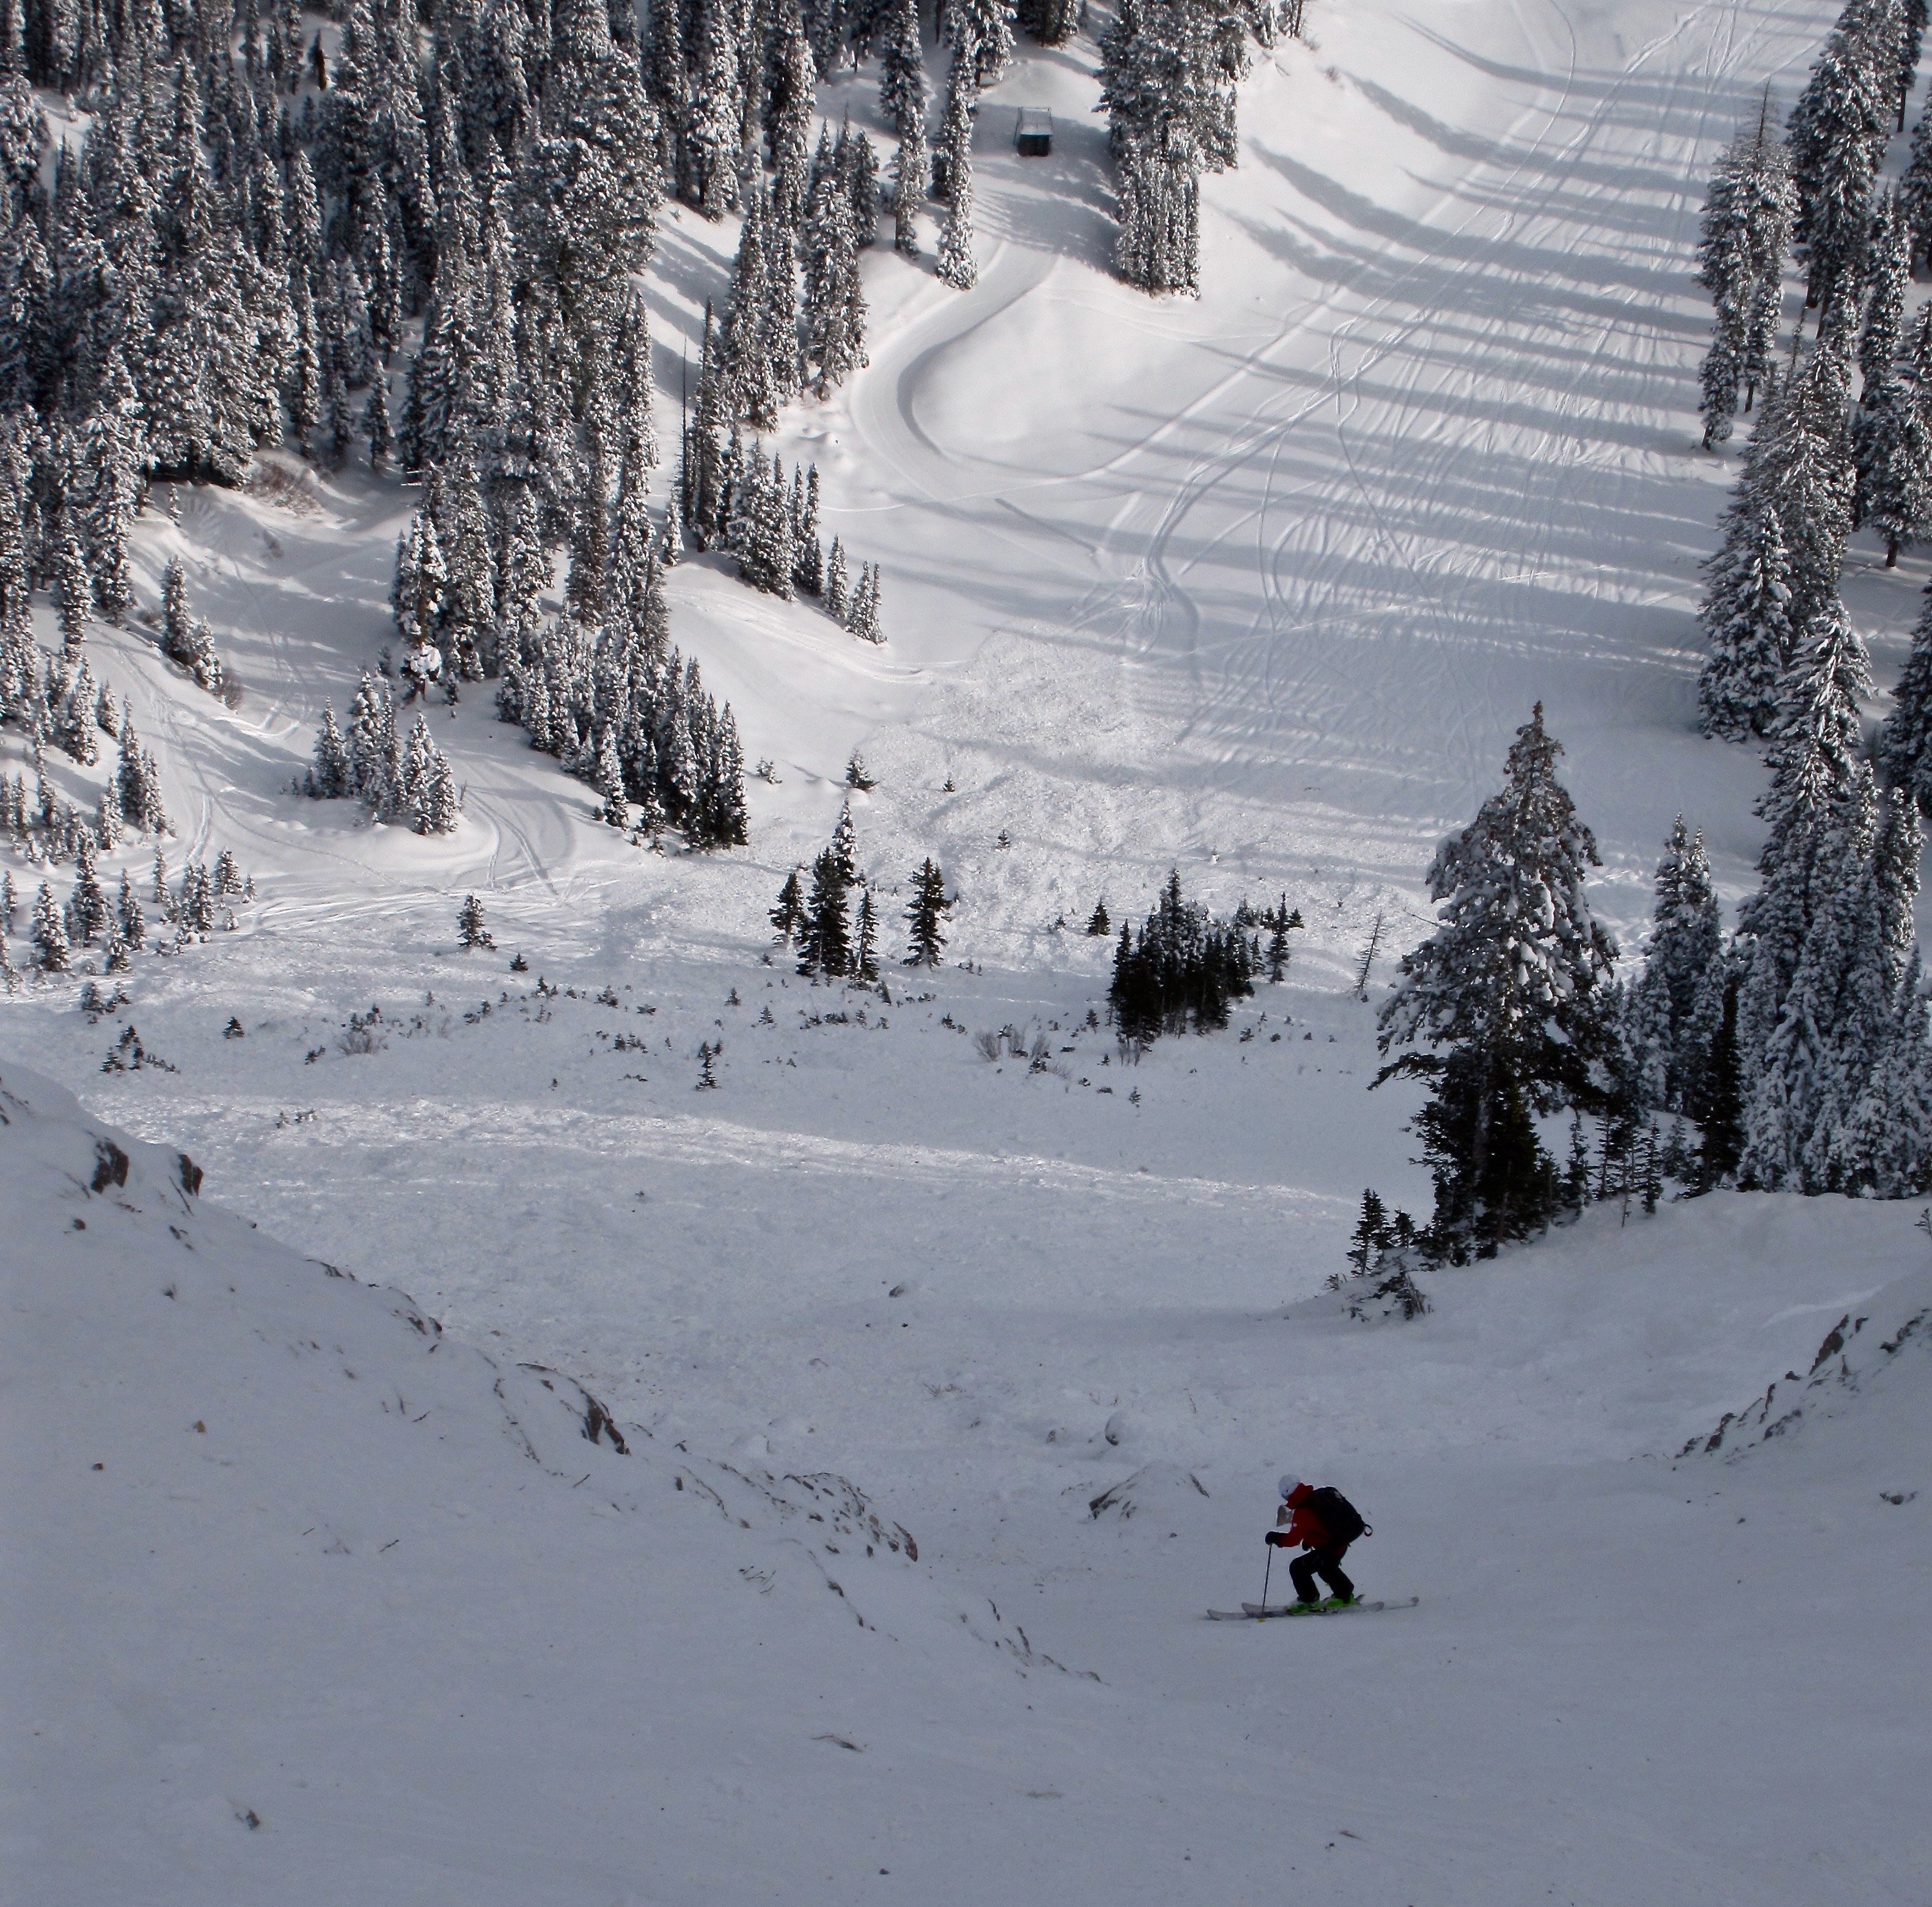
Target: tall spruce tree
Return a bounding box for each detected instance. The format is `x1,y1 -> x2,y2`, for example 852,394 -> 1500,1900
797,843 -> 851,976
1734,594 -> 1874,1097
1626,816 -> 1722,1111
1787,12 -> 1892,317
906,854 -> 950,963
935,49 -> 977,290
1879,576 -> 1932,810
1697,97 -> 1794,445
1374,705 -> 1618,1256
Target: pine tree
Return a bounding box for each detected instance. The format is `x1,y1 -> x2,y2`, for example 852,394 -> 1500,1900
56,657 -> 98,766
1859,188 -> 1910,393
1766,326 -> 1857,639
1879,579 -> 1932,811
433,458 -> 496,679
31,878 -> 68,970
458,893 -> 494,948
879,0 -> 928,139
1691,95 -> 1790,421
1699,316 -> 1744,451
798,844 -> 851,976
831,795 -> 858,882
723,191 -> 783,428
936,50 -> 977,290
950,0 -> 1017,82
1740,788 -> 1881,1191
595,722 -> 629,828
116,871 -> 144,951
847,561 -> 883,641
161,557 -> 190,659
824,535 -> 849,619
1265,904 -> 1292,981
838,121 -> 882,247
68,830 -> 109,941
853,885 -> 880,981
1735,594 -> 1874,1090
769,7 -> 818,232
906,855 -> 951,963
1788,18 -> 1891,315
1086,897 -> 1111,937
53,514 -> 88,651
1906,91 -> 1932,267
770,864 -> 807,942
1699,329 -> 1856,737
1626,817 -> 1722,1111
1853,361 -> 1932,563
1836,948 -> 1932,1195
364,372 -> 392,472
796,464 -> 824,592
1375,705 -> 1617,1255
688,0 -> 742,218
803,178 -> 868,395
1699,496 -> 1797,742
1346,1188 -> 1391,1277
392,510 -> 448,651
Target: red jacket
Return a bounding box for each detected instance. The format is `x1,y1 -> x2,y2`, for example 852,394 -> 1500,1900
1272,1484 -> 1331,1550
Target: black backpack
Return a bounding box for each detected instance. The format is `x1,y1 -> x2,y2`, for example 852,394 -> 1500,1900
1307,1486 -> 1369,1545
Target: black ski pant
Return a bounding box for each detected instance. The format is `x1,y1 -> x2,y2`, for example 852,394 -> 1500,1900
1290,1542 -> 1353,1603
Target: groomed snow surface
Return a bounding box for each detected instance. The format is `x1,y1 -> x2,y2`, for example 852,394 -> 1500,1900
5,0 -> 1932,1899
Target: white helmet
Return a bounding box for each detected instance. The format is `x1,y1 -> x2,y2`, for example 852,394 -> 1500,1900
1278,1474 -> 1302,1501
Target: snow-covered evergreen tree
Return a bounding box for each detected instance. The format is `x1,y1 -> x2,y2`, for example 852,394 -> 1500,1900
1626,817 -> 1722,1111
1787,14 -> 1892,314
1375,705 -> 1618,1255
116,871 -> 144,952
1879,578 -> 1932,811
770,865 -> 807,943
1734,594 -> 1875,1114
936,51 -> 978,290
831,796 -> 859,883
852,886 -> 880,982
1853,358 -> 1932,563
803,172 -> 868,396
824,535 -> 849,620
1696,97 -> 1793,445
31,877 -> 67,970
1859,188 -> 1911,393
906,855 -> 951,964
458,893 -> 494,948
798,844 -> 851,976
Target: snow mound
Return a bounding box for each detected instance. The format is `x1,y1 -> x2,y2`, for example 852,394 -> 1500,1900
1677,1267 -> 1932,1466
1086,1459 -> 1212,1521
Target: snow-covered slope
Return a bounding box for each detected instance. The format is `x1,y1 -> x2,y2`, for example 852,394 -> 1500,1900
24,0 -> 1927,983
10,0 -> 1932,1898
0,1061 -> 1118,1903
7,1054 -> 1932,1905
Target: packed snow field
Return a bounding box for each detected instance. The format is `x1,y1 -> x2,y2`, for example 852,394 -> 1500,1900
8,0 -> 1932,1900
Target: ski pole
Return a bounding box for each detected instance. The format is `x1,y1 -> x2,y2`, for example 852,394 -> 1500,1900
1260,1542 -> 1273,1617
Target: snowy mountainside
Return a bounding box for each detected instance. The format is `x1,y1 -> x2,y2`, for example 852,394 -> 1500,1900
9,1057 -> 1932,1904
0,1061 -> 1116,1903
21,0 -> 1923,984
12,0 -> 1932,1897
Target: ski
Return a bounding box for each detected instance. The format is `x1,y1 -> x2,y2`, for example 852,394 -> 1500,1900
1206,1597 -> 1419,1621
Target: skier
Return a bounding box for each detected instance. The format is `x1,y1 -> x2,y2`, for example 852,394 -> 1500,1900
1265,1476 -> 1364,1610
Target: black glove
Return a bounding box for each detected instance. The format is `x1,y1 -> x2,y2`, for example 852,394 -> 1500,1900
1265,1532 -> 1287,1548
